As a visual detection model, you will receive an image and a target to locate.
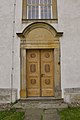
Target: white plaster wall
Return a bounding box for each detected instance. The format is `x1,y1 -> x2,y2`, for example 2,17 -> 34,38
0,0 -> 14,88
0,0 -> 21,98
57,0 -> 80,97
13,0 -> 22,98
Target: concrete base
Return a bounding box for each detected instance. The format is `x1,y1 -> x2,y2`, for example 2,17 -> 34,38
24,108 -> 60,120
64,88 -> 80,104
0,88 -> 17,103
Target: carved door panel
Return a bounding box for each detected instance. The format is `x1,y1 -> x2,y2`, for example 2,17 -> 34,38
26,50 -> 40,96
26,50 -> 54,97
41,50 -> 54,96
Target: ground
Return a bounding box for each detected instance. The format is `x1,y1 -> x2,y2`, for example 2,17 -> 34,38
0,102 -> 80,120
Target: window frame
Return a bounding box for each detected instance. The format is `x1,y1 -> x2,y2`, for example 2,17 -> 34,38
22,0 -> 58,21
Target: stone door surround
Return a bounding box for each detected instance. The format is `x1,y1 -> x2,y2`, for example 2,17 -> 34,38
17,22 -> 63,98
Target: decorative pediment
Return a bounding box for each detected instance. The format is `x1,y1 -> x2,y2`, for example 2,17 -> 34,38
17,22 -> 63,49
26,28 -> 55,41
17,22 -> 63,40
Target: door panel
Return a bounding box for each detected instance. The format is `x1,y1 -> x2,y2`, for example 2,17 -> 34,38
26,50 -> 40,96
41,50 -> 54,96
26,49 -> 54,97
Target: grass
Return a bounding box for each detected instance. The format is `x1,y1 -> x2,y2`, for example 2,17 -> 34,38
59,107 -> 80,120
1,107 -> 80,120
40,114 -> 43,120
0,109 -> 25,120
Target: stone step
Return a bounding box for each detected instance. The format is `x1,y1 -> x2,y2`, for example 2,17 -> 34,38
19,97 -> 64,103
12,98 -> 68,109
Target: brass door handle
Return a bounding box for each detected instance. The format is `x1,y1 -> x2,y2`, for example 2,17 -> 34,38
41,74 -> 45,77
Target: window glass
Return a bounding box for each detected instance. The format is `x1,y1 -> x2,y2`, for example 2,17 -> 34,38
48,6 -> 51,18
27,0 -> 52,19
40,0 -> 44,4
28,6 -> 32,19
32,0 -> 36,4
32,6 -> 35,19
36,6 -> 39,18
47,0 -> 51,4
35,0 -> 39,4
43,0 -> 47,4
27,0 -> 31,4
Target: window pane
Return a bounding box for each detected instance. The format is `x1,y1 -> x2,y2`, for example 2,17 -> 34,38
47,6 -> 51,19
44,6 -> 47,19
28,0 -> 39,4
28,6 -> 32,19
47,0 -> 51,4
40,0 -> 51,4
36,6 -> 39,19
27,0 -> 31,4
41,6 -> 44,19
41,5 -> 51,19
32,6 -> 36,19
36,0 -> 39,4
32,0 -> 36,4
31,6 -> 39,19
40,0 -> 44,4
43,0 -> 47,4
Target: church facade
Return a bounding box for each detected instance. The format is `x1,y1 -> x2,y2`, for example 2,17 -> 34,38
0,0 -> 80,103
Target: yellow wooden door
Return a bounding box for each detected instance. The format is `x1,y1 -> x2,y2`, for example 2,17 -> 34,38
26,50 -> 40,96
26,50 -> 54,97
41,50 -> 54,96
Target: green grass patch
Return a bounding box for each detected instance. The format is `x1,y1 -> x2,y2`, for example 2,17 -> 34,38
59,107 -> 80,120
0,109 -> 25,120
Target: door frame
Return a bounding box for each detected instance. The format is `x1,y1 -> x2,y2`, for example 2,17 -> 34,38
17,22 -> 63,99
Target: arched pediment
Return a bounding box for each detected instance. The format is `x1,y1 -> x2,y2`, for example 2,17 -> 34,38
17,22 -> 63,40
26,28 -> 55,41
17,22 -> 63,49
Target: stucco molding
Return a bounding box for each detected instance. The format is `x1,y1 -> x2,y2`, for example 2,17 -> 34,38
17,22 -> 63,39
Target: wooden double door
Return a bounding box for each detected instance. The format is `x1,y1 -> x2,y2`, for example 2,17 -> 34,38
26,49 -> 54,97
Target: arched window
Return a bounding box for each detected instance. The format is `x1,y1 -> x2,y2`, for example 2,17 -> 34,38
22,0 -> 57,20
